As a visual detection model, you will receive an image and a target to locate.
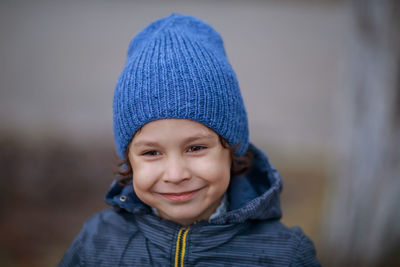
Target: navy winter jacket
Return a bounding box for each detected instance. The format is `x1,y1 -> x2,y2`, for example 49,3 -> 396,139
58,144 -> 321,266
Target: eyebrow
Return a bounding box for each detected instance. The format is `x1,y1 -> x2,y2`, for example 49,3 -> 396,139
183,134 -> 215,143
132,134 -> 216,148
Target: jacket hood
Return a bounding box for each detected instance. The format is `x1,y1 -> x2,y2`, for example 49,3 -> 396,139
105,143 -> 282,224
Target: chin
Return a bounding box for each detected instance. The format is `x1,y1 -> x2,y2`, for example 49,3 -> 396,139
161,207 -> 203,224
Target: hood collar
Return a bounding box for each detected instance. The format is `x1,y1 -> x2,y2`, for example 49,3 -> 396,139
105,143 -> 282,224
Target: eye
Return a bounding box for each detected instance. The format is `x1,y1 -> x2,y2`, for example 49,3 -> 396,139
187,145 -> 206,152
142,150 -> 162,156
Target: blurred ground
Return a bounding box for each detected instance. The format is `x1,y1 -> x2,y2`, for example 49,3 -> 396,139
0,136 -> 113,267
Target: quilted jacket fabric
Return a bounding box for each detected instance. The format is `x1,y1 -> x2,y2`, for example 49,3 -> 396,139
58,144 -> 321,266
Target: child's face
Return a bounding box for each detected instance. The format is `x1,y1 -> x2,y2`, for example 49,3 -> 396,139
128,119 -> 231,226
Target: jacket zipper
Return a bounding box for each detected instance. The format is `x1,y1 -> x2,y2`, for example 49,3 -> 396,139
174,226 -> 190,267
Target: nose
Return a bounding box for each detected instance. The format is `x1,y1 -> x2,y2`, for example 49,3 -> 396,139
162,155 -> 191,184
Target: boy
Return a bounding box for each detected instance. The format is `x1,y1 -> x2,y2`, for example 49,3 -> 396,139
59,13 -> 320,266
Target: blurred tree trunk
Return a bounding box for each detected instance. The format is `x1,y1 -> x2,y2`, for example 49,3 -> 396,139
324,0 -> 400,266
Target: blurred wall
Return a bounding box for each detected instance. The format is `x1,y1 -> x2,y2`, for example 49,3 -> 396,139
0,0 -> 348,157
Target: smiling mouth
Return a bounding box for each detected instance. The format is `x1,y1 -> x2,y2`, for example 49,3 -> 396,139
159,188 -> 203,202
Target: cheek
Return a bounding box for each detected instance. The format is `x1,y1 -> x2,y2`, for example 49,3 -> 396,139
131,160 -> 162,192
191,151 -> 231,183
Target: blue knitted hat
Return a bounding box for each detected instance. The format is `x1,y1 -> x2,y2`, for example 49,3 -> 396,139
113,13 -> 249,158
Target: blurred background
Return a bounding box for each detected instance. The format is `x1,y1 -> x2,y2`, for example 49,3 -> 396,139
0,0 -> 399,266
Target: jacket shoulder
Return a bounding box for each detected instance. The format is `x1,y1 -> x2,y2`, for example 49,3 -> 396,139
58,209 -> 139,267
288,226 -> 321,267
246,220 -> 321,266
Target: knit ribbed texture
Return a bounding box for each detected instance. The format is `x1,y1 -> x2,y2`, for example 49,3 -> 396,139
113,13 -> 249,158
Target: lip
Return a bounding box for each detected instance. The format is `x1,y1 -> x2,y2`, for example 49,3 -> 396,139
159,188 -> 203,202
